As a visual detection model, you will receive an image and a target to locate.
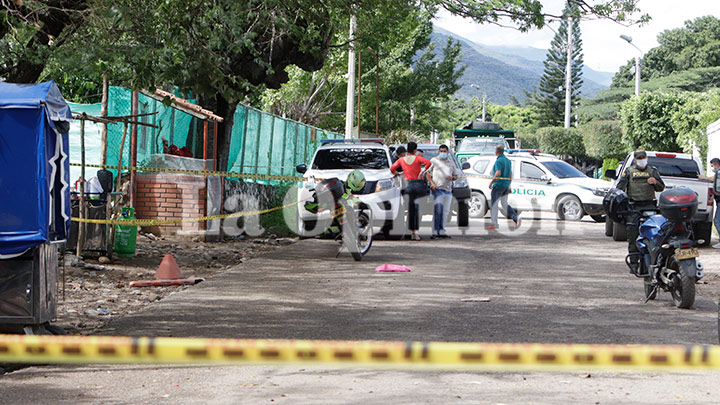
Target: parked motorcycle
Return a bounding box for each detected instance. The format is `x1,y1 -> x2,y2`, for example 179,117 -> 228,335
604,187 -> 705,309
304,178 -> 373,261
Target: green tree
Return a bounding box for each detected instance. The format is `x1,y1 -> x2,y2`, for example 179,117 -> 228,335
612,15 -> 720,88
671,89 -> 720,161
485,103 -> 539,148
537,126 -> 585,159
2,0 -> 649,171
579,120 -> 627,160
532,2 -> 584,127
619,91 -> 685,152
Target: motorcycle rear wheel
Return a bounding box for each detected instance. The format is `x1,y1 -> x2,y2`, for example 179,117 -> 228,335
668,256 -> 695,309
342,205 -> 372,261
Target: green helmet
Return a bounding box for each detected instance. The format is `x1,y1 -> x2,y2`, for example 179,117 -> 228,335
346,170 -> 366,192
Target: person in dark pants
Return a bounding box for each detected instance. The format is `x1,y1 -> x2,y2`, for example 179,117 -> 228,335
699,157 -> 720,248
616,149 -> 665,273
391,141 -> 432,240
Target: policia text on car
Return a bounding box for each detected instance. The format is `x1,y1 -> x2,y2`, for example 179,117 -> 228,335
616,149 -> 666,273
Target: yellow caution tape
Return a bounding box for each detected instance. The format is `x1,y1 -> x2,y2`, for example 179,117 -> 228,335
0,335 -> 718,371
72,200 -> 301,226
70,163 -> 306,182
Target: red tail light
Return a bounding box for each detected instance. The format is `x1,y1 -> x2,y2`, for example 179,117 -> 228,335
672,223 -> 685,233
655,153 -> 676,158
681,243 -> 691,248
665,194 -> 696,204
709,187 -> 714,207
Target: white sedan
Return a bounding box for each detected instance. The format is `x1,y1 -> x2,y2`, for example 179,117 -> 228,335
464,152 -> 611,221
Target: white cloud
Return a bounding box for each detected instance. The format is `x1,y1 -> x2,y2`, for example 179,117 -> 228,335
433,0 -> 719,72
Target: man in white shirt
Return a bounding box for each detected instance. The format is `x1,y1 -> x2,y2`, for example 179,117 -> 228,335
427,144 -> 458,239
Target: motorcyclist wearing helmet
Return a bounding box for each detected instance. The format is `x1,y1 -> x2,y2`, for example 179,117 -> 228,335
346,170 -> 366,195
616,149 -> 665,273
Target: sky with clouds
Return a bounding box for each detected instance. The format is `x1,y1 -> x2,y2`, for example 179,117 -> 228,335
432,0 -> 719,73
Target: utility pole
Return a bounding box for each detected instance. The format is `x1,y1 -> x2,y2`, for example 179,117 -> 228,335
344,12 -> 357,139
564,13 -> 573,129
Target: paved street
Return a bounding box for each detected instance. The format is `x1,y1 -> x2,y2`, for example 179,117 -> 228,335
3,216 -> 720,404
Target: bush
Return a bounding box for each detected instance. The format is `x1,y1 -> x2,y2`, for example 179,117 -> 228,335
537,126 -> 585,158
580,120 -> 627,160
620,91 -> 685,152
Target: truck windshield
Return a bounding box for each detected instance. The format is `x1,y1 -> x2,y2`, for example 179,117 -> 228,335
541,161 -> 586,178
648,157 -> 699,178
312,148 -> 389,170
457,138 -> 506,153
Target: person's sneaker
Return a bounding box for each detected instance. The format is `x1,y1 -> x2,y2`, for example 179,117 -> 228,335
513,218 -> 521,229
485,225 -> 497,230
431,234 -> 438,240
713,243 -> 720,249
439,231 -> 451,239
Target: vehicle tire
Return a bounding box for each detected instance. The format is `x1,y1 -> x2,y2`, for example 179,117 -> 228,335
643,276 -> 657,301
342,204 -> 372,261
668,256 -> 695,309
297,219 -> 317,239
693,222 -> 712,246
612,221 -> 627,241
556,195 -> 584,221
604,216 -> 614,236
468,191 -> 488,218
457,200 -> 470,227
591,214 -> 606,223
356,210 -> 373,258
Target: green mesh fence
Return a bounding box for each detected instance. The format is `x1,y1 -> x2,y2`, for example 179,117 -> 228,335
226,104 -> 343,183
72,87 -> 342,181
105,87 -> 196,176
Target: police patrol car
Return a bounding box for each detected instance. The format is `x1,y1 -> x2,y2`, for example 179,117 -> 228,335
295,139 -> 403,236
464,151 -> 611,221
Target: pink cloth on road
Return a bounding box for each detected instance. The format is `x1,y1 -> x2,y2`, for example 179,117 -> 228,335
375,264 -> 411,272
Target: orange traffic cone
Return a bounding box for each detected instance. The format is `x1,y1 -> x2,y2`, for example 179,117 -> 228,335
155,254 -> 184,280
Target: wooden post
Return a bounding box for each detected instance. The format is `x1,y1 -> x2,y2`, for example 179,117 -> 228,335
109,122 -> 129,254
130,91 -> 138,208
100,74 -> 109,166
76,115 -> 86,257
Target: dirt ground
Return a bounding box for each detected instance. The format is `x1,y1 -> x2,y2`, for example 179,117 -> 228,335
55,233 -> 295,335
54,227 -> 720,336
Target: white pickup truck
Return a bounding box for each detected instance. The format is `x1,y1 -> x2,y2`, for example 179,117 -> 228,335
604,151 -> 714,245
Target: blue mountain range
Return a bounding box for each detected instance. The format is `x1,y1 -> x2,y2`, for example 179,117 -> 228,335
432,26 -> 614,105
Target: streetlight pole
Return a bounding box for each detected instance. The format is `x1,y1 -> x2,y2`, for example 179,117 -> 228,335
564,14 -> 573,129
620,34 -> 642,97
470,84 -> 486,121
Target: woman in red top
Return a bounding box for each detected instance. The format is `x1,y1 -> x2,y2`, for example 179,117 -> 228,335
391,142 -> 432,240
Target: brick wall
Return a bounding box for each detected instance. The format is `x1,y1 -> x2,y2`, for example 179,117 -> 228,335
135,173 -> 207,236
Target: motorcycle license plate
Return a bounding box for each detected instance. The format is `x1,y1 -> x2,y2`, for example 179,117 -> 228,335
675,248 -> 699,260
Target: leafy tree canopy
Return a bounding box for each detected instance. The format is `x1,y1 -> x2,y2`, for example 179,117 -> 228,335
619,91 -> 685,152
612,15 -> 720,88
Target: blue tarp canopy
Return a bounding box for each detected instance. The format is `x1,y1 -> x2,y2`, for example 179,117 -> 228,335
0,81 -> 72,257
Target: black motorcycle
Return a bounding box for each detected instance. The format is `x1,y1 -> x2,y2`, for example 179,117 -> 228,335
304,178 -> 373,261
604,187 -> 705,309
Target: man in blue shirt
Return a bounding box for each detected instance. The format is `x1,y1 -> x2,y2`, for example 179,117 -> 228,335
487,145 -> 519,230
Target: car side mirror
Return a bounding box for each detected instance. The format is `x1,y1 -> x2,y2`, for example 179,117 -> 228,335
296,164 -> 307,174
604,169 -> 617,180
461,162 -> 470,170
541,175 -> 551,183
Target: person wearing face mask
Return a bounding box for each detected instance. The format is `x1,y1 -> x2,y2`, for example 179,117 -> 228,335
427,144 -> 458,239
616,149 -> 665,272
699,157 -> 720,248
